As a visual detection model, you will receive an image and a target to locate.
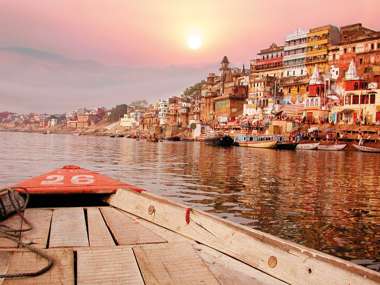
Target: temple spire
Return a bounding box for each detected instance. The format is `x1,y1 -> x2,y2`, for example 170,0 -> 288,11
309,65 -> 323,85
345,59 -> 360,80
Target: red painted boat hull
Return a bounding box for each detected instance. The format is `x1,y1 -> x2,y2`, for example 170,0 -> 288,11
14,165 -> 144,194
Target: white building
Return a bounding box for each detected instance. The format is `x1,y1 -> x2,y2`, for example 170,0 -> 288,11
283,29 -> 309,77
158,99 -> 169,126
120,111 -> 142,128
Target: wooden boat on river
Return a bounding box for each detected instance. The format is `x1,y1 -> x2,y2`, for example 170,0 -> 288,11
235,134 -> 278,149
296,141 -> 320,150
353,143 -> 380,153
318,142 -> 347,151
206,135 -> 234,147
1,165 -> 379,284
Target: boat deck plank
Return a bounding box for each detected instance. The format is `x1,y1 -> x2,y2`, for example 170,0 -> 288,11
100,207 -> 167,245
49,208 -> 89,248
0,206 -> 339,285
86,208 -> 115,247
20,209 -> 53,248
194,243 -> 287,285
77,248 -> 144,285
0,214 -> 23,248
133,242 -> 219,285
1,249 -> 74,285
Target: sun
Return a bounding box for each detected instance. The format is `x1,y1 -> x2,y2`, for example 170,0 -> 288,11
187,34 -> 202,50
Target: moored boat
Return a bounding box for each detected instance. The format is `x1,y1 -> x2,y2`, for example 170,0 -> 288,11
296,142 -> 320,150
317,142 -> 347,151
1,166 -> 379,284
165,136 -> 181,141
205,134 -> 234,147
234,134 -> 278,148
353,143 -> 380,153
276,141 -> 298,150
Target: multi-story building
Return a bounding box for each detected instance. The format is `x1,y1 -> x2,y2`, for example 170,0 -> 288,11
157,99 -> 169,126
244,75 -> 280,119
200,72 -> 220,124
306,25 -> 340,74
283,29 -> 309,77
303,66 -> 329,123
213,57 -> 248,123
251,43 -> 284,78
331,60 -> 380,124
328,23 -> 380,91
281,29 -> 309,103
189,90 -> 201,124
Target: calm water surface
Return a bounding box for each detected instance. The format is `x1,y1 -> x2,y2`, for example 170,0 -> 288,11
0,131 -> 379,265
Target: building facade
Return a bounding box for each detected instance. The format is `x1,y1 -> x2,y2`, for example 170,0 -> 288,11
306,25 -> 340,74
251,43 -> 284,78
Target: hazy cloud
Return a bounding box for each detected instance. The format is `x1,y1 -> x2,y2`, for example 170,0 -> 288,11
0,47 -> 217,113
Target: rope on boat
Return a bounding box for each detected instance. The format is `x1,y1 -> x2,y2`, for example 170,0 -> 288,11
0,187 -> 53,279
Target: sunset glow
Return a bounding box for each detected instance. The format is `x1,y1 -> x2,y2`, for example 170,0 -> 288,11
0,0 -> 379,112
187,34 -> 202,50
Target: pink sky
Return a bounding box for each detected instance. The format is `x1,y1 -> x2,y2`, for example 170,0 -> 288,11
0,0 -> 379,112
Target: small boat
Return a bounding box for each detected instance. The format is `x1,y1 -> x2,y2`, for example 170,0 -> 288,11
317,142 -> 347,151
205,134 -> 234,147
296,142 -> 319,150
353,144 -> 380,153
235,134 -> 277,149
165,136 -> 181,141
276,142 -> 298,150
1,166 -> 378,284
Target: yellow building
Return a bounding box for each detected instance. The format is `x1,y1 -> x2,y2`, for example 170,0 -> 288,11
306,25 -> 340,74
280,76 -> 309,103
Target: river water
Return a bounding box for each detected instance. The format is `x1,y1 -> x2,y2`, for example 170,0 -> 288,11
0,131 -> 379,267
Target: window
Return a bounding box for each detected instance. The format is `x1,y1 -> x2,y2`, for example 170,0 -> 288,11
345,95 -> 350,105
293,71 -> 295,76
359,58 -> 363,64
352,46 -> 356,53
301,70 -> 304,75
378,43 -> 380,49
354,82 -> 359,90
370,94 -> 376,104
361,94 -> 369,104
344,48 -> 347,53
352,95 -> 359,104
371,43 -> 375,50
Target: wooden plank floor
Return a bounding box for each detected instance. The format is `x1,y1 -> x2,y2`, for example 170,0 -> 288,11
21,209 -> 53,248
134,242 -> 219,285
77,248 -> 144,285
1,249 -> 74,285
86,208 -> 115,247
100,207 -> 167,245
0,206 -> 284,285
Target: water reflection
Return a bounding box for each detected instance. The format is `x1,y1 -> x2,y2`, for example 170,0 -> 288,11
0,131 -> 379,263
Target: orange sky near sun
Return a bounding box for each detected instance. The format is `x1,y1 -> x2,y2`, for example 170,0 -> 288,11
0,0 -> 378,67
1,0 -> 380,113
